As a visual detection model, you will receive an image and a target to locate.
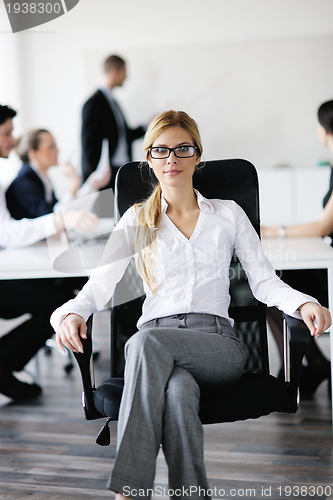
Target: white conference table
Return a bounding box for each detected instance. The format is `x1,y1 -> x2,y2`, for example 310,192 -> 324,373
261,237 -> 333,321
0,218 -> 114,280
262,236 -> 333,419
0,237 -> 108,279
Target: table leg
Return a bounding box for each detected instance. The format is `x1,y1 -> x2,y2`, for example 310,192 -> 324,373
326,264 -> 333,430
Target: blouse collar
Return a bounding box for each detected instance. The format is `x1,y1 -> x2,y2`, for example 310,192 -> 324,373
161,189 -> 214,214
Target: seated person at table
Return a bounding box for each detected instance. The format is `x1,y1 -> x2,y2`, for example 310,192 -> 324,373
6,128 -> 110,220
51,110 -> 331,500
261,99 -> 333,398
0,104 -> 99,401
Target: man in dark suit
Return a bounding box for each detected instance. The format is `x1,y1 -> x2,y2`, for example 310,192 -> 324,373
81,55 -> 146,193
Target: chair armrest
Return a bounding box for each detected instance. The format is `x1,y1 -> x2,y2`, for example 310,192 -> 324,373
72,316 -> 105,420
281,313 -> 311,412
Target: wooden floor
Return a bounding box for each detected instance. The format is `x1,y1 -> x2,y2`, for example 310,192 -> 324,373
0,311 -> 332,500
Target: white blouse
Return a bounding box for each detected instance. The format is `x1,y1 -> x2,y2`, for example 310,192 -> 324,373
50,190 -> 317,331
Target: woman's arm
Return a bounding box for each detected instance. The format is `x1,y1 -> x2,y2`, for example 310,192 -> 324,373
261,191 -> 333,238
233,203 -> 331,334
50,207 -> 138,350
0,186 -> 58,247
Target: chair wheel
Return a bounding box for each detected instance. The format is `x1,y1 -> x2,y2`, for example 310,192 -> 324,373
64,363 -> 74,374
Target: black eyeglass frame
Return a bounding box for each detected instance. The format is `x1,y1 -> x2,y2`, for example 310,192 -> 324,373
148,146 -> 198,159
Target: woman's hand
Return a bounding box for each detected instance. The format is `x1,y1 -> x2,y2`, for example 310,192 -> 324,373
60,161 -> 82,195
299,302 -> 331,338
54,209 -> 99,233
56,313 -> 87,354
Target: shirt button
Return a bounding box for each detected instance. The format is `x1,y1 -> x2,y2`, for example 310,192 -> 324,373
178,325 -> 185,328
178,314 -> 184,320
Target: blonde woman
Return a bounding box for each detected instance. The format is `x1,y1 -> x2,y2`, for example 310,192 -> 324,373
51,111 -> 330,500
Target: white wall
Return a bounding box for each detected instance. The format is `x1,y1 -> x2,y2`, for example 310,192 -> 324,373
258,165 -> 331,226
1,0 -> 333,201
86,35 -> 333,169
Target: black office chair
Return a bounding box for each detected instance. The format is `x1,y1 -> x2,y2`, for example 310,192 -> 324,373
73,159 -> 311,446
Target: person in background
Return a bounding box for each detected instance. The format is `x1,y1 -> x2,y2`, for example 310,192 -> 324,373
6,128 -> 110,220
0,104 -> 98,401
81,54 -> 146,192
261,99 -> 333,398
52,110 -> 330,500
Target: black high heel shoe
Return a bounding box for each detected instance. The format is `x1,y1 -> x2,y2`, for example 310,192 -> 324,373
299,362 -> 331,400
0,370 -> 42,401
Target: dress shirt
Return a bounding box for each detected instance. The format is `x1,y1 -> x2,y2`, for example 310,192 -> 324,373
99,86 -> 129,167
50,190 -> 318,331
0,185 -> 57,248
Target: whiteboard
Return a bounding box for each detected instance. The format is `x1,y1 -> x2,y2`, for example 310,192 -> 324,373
84,35 -> 333,168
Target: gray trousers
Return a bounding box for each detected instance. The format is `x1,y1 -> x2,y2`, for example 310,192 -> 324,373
108,313 -> 247,500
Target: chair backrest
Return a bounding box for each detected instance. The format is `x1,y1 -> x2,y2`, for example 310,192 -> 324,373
111,159 -> 268,378
115,159 -> 260,233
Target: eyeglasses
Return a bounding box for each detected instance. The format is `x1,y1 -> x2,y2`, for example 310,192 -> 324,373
149,145 -> 197,159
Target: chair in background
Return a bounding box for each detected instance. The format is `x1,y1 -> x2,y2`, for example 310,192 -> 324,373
73,159 -> 311,445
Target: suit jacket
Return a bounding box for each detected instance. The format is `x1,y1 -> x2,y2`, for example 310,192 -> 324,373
6,163 -> 57,220
81,89 -> 146,184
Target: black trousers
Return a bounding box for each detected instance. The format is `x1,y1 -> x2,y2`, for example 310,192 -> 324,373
0,277 -> 87,373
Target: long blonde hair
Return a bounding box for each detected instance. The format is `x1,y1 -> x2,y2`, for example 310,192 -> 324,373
134,110 -> 203,293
